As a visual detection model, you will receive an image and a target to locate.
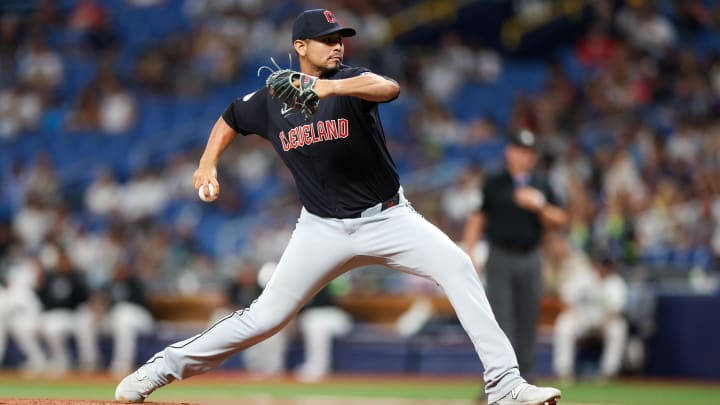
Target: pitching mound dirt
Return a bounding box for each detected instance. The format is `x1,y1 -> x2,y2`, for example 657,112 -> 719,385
0,401 -> 193,405
0,399 -> 475,405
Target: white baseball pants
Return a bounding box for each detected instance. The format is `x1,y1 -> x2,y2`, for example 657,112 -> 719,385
140,190 -> 525,403
210,306 -> 289,376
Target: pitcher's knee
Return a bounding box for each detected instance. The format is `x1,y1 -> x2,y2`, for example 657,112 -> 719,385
435,252 -> 477,281
242,308 -> 289,336
243,288 -> 302,335
450,248 -> 476,271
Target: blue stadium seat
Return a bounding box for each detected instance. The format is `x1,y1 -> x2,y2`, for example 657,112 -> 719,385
412,341 -> 484,375
333,336 -> 411,373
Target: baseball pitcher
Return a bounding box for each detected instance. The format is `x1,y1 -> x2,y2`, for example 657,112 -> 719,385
115,9 -> 561,405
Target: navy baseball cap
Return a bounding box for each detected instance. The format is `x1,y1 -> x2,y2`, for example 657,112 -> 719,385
292,9 -> 356,41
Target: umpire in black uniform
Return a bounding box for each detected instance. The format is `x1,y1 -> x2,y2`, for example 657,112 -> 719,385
464,129 -> 567,382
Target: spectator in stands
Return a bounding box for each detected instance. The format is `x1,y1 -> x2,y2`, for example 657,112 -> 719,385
12,194 -> 55,253
16,35 -> 64,94
24,152 -> 62,207
36,244 -> 90,375
615,1 -> 676,59
133,45 -> 172,94
440,165 -> 483,241
225,139 -> 277,190
66,0 -> 116,56
419,31 -> 474,101
564,174 -> 595,252
412,95 -> 461,147
76,259 -> 154,376
602,44 -> 654,112
542,232 -> 594,300
574,22 -> 619,72
547,142 -> 587,205
28,0 -> 65,34
0,84 -> 43,139
118,168 -> 169,223
193,27 -> 240,86
674,0 -> 715,36
65,81 -> 101,133
464,115 -> 501,147
71,222 -> 127,291
84,168 -> 122,218
162,153 -> 198,200
66,225 -> 107,286
68,0 -> 107,31
85,15 -> 120,56
666,120 -> 701,170
98,74 -> 137,135
2,160 -> 29,215
473,39 -> 502,84
553,252 -> 629,383
635,178 -> 678,258
542,58 -> 578,133
591,190 -> 638,265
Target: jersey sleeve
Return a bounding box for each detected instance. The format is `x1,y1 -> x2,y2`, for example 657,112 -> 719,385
222,88 -> 268,136
341,66 -> 371,78
338,66 -> 398,108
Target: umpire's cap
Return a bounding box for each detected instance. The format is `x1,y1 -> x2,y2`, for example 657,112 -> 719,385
292,9 -> 356,41
509,129 -> 537,151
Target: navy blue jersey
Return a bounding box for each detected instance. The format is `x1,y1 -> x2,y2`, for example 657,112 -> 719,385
222,65 -> 399,218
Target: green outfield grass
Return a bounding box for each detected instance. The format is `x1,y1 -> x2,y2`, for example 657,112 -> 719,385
0,373 -> 719,405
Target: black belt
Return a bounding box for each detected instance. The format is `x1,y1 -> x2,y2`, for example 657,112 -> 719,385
346,192 -> 400,218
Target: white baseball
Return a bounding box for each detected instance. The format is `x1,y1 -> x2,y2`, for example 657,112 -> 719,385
198,183 -> 215,202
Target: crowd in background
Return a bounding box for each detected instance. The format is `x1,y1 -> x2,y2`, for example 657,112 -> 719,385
2,0 -> 720,376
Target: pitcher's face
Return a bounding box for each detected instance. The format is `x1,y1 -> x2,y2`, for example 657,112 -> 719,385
294,32 -> 344,76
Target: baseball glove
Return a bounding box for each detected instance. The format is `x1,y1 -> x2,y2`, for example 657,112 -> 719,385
258,56 -> 320,116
